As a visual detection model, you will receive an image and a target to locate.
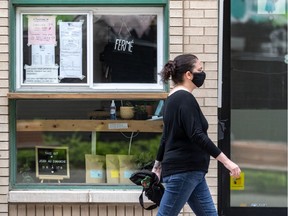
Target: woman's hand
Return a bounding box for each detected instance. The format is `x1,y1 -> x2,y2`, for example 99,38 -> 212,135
216,153 -> 241,178
152,160 -> 162,181
224,160 -> 241,178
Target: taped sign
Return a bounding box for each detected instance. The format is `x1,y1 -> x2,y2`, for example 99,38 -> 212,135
230,172 -> 245,190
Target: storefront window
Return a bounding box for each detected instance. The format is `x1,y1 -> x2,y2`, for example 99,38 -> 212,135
16,100 -> 163,185
16,7 -> 164,91
230,0 -> 287,208
94,15 -> 157,84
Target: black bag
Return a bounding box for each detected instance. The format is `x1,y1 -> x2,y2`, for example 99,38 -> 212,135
129,170 -> 165,210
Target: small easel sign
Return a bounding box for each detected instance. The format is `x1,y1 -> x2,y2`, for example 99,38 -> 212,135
35,146 -> 70,183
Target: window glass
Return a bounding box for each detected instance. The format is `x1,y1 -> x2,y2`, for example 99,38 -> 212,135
16,100 -> 163,185
21,14 -> 88,85
229,0 -> 287,208
94,15 -> 157,84
16,7 -> 164,91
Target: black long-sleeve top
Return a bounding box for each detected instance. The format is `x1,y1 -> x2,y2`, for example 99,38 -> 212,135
156,90 -> 222,177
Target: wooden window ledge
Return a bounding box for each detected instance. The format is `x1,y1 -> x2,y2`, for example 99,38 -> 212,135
8,92 -> 168,100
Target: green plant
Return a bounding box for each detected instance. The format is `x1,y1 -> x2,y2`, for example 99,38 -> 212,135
121,101 -> 133,107
134,105 -> 146,114
132,152 -> 155,169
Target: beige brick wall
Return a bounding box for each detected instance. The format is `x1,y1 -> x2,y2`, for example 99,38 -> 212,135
170,1 -> 219,215
4,1 -> 220,215
0,0 -> 9,215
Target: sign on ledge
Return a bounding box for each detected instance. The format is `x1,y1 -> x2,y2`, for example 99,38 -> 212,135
35,146 -> 70,182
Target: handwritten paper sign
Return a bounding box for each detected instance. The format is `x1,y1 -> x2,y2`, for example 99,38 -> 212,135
28,16 -> 56,45
35,146 -> 70,180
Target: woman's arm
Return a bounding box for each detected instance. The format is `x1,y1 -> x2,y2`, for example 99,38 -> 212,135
152,129 -> 166,181
216,152 -> 241,178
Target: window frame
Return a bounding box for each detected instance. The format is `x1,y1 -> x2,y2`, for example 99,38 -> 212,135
9,0 -> 169,195
15,6 -> 166,92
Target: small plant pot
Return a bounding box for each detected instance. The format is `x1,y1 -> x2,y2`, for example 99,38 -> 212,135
134,112 -> 148,120
145,105 -> 153,117
120,106 -> 134,119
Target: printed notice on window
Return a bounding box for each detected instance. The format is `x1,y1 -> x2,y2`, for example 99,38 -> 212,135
230,172 -> 245,190
31,45 -> 55,66
28,16 -> 56,45
59,22 -> 83,79
24,65 -> 59,84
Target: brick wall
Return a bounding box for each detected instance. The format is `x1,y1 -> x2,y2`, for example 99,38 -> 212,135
0,0 -> 9,215
170,1 -> 219,215
3,1 -> 220,215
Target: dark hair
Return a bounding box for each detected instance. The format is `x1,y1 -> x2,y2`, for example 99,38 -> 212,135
160,54 -> 198,84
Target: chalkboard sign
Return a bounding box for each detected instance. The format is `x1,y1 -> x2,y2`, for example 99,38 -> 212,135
35,146 -> 70,180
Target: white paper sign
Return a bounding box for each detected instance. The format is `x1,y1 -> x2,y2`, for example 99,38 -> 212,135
108,123 -> 129,130
24,65 -> 59,84
32,45 -> 55,66
59,22 -> 83,79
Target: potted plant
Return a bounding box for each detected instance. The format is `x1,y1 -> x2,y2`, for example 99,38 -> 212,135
134,105 -> 148,120
120,101 -> 134,119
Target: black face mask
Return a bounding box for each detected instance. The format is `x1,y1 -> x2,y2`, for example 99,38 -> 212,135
192,71 -> 206,87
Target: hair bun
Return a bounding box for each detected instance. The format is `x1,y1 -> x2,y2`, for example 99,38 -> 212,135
166,60 -> 176,76
160,60 -> 176,83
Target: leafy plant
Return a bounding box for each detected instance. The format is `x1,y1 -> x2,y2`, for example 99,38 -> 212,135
121,101 -> 133,107
134,105 -> 147,114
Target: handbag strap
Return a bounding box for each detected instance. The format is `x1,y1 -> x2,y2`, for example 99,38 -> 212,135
139,188 -> 158,210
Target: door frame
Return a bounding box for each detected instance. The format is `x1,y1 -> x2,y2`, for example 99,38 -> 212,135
217,0 -> 287,215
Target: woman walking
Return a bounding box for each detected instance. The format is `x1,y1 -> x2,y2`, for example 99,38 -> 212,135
152,54 -> 241,216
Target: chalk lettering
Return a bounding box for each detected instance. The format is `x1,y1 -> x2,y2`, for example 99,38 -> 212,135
39,159 -> 47,163
53,160 -> 66,164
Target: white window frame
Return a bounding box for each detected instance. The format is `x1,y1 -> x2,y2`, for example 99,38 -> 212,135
16,7 -> 165,92
16,7 -> 93,91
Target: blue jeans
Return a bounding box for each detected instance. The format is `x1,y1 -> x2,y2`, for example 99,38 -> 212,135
157,171 -> 218,216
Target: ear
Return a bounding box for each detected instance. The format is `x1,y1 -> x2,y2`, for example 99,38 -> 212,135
185,71 -> 193,80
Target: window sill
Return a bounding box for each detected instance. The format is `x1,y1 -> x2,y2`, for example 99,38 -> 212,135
7,92 -> 168,100
8,189 -> 146,203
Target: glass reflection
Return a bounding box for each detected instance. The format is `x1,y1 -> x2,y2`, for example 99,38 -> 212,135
93,15 -> 157,83
230,0 -> 287,207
